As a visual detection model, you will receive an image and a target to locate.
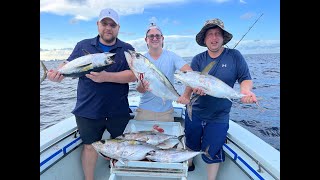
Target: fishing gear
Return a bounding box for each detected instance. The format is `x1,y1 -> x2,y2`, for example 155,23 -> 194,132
233,13 -> 264,49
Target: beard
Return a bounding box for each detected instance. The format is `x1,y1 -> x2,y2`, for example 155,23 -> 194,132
206,42 -> 223,53
101,36 -> 116,44
100,31 -> 118,45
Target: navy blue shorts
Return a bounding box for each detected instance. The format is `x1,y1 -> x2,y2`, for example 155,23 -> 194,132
75,115 -> 130,144
184,110 -> 229,164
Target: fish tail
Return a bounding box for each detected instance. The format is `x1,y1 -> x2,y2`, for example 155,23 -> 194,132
40,60 -> 48,84
241,95 -> 265,112
177,134 -> 185,145
203,145 -> 213,160
186,103 -> 192,121
187,94 -> 200,121
255,100 -> 266,112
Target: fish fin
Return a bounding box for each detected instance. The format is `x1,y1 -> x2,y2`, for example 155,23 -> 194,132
82,49 -> 91,55
105,52 -> 116,57
172,143 -> 179,149
40,60 -> 48,84
98,152 -> 110,159
200,61 -> 216,75
77,63 -> 93,68
147,150 -> 156,156
118,158 -> 129,165
226,97 -> 233,103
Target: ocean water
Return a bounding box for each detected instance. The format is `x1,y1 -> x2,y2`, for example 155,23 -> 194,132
40,53 -> 280,151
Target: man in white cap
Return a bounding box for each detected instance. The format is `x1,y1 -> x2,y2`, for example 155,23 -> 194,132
134,23 -> 192,121
46,8 -> 136,180
180,18 -> 257,179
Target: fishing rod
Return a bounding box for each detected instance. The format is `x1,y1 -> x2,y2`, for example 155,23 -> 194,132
233,13 -> 264,49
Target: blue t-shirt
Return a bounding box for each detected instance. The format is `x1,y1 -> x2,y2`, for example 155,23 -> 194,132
67,35 -> 135,119
191,48 -> 251,123
99,41 -> 111,52
138,49 -> 187,112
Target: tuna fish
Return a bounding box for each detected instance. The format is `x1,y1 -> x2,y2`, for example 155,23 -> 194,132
174,61 -> 249,120
91,139 -> 156,165
115,130 -> 184,146
124,50 -> 180,102
174,61 -> 262,120
174,61 -> 246,102
40,49 -> 115,84
155,138 -> 181,150
145,146 -> 212,163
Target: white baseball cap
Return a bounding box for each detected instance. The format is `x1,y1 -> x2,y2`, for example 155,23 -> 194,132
146,23 -> 163,36
98,8 -> 119,25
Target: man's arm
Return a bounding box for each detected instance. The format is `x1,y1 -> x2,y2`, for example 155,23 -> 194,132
240,80 -> 257,103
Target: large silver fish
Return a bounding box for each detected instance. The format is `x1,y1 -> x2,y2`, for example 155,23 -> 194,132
174,61 -> 246,102
124,50 -> 180,102
115,130 -> 184,146
145,146 -> 212,163
40,49 -> 115,84
91,139 -> 156,165
174,61 -> 247,120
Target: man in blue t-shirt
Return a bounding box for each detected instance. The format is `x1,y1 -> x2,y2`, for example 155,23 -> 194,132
46,8 -> 136,180
181,18 -> 258,178
134,23 -> 192,122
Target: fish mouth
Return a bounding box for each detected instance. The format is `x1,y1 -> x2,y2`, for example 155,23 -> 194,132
127,49 -> 135,54
126,50 -> 143,59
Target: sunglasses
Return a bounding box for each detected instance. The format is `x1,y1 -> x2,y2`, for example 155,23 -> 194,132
147,34 -> 162,39
100,22 -> 117,28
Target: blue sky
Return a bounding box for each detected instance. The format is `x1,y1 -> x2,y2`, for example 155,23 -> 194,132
40,0 -> 280,60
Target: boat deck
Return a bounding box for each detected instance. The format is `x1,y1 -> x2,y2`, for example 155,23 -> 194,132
40,98 -> 280,180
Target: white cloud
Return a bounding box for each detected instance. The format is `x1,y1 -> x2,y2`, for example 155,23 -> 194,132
40,35 -> 280,60
40,48 -> 73,61
240,12 -> 256,20
41,0 -> 186,21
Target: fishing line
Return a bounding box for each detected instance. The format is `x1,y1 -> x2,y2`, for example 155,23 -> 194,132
233,13 -> 264,49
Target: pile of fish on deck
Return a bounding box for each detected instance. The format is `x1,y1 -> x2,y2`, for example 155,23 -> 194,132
92,125 -> 211,165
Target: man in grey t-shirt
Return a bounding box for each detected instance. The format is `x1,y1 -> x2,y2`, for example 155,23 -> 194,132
134,23 -> 191,122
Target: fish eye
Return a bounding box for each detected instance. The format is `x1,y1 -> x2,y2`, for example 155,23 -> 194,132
136,54 -> 140,58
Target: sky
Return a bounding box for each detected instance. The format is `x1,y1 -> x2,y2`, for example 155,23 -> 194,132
40,0 -> 280,60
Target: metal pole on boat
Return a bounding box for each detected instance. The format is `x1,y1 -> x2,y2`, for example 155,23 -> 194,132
233,13 -> 264,49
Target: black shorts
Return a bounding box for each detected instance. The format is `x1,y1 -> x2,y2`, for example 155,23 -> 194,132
75,115 -> 130,144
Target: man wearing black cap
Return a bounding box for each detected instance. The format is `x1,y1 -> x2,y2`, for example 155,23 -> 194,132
46,8 -> 136,180
181,18 -> 257,179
